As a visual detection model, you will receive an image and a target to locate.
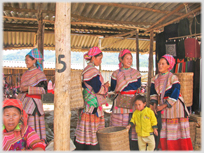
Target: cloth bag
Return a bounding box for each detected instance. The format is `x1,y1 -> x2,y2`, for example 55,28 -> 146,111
116,94 -> 136,109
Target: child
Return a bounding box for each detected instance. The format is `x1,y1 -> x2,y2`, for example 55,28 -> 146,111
3,98 -> 46,151
126,94 -> 158,151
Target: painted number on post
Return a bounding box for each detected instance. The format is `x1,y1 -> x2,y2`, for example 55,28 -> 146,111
57,54 -> 66,73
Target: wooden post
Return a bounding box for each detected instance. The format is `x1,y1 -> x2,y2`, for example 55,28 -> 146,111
136,29 -> 139,71
146,31 -> 154,105
98,38 -> 102,71
83,52 -> 86,69
37,3 -> 44,57
54,3 -> 71,151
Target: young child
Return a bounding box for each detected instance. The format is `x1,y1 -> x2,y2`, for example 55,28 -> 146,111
3,98 -> 46,151
126,94 -> 158,151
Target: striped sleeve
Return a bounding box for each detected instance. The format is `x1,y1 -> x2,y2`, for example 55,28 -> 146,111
28,86 -> 46,95
26,126 -> 46,150
166,75 -> 180,106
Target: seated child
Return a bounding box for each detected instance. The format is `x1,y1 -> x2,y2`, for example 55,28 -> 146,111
3,98 -> 46,151
126,94 -> 158,151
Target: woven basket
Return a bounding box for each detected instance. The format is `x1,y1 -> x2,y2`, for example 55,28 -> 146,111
70,70 -> 84,110
42,70 -> 84,110
174,72 -> 194,107
97,126 -> 130,151
189,122 -> 196,143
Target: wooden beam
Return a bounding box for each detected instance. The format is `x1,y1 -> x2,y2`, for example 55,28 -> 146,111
54,2 -> 71,150
136,29 -> 139,71
105,30 -> 136,38
3,16 -> 55,23
148,7 -> 201,31
144,3 -> 185,34
4,16 -> 158,34
168,33 -> 201,40
37,4 -> 44,57
93,3 -> 185,16
4,6 -> 55,14
4,4 -> 185,16
71,13 -> 151,28
146,31 -> 154,105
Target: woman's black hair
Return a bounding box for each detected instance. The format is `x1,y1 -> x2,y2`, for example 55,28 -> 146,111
135,94 -> 146,104
160,57 -> 170,65
89,52 -> 103,61
3,106 -> 21,114
121,53 -> 132,60
26,55 -> 35,60
94,52 -> 103,58
26,55 -> 38,65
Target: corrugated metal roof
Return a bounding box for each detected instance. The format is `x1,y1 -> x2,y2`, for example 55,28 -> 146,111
3,32 -> 156,53
3,2 -> 201,53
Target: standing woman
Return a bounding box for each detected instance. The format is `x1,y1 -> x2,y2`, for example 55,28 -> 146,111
74,47 -> 109,150
110,49 -> 141,150
18,48 -> 47,143
150,54 -> 193,150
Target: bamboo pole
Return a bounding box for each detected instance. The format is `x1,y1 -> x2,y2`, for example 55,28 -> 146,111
54,3 -> 71,151
136,29 -> 139,71
146,31 -> 154,105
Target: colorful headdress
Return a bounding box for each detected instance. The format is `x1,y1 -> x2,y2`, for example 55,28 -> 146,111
26,48 -> 43,71
118,49 -> 132,69
84,47 -> 102,60
162,54 -> 175,71
3,99 -> 28,126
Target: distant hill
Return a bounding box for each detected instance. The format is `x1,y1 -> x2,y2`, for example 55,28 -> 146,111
3,49 -> 155,67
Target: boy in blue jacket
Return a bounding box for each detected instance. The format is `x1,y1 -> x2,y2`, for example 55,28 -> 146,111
126,94 -> 158,151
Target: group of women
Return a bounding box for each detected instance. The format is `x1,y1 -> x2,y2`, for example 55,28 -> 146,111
73,47 -> 193,151
3,47 -> 193,151
3,48 -> 48,150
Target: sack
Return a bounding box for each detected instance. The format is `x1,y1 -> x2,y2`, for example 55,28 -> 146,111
116,94 -> 136,109
83,88 -> 98,108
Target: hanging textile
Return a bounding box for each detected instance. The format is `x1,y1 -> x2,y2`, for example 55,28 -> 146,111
184,38 -> 200,58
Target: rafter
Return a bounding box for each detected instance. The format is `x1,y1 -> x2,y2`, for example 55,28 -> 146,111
93,3 -> 185,16
150,7 -> 201,31
4,6 -> 55,14
144,3 -> 185,34
71,14 -> 151,29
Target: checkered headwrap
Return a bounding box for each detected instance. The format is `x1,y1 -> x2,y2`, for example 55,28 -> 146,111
162,54 -> 175,71
26,48 -> 43,71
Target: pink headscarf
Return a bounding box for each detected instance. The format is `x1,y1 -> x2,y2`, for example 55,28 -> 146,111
118,49 -> 132,69
162,54 -> 175,71
84,47 -> 102,60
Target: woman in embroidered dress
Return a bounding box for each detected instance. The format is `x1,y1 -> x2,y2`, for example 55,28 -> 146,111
18,48 -> 47,143
150,54 -> 193,150
110,49 -> 141,150
3,98 -> 46,151
74,47 -> 109,150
